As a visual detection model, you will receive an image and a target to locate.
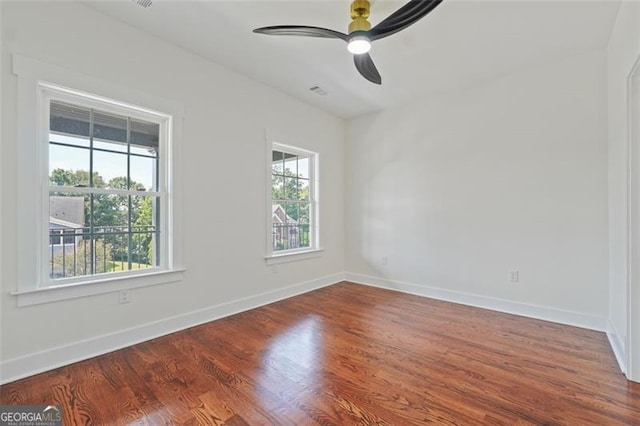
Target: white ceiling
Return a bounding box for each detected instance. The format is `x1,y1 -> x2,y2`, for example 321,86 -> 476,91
86,0 -> 621,118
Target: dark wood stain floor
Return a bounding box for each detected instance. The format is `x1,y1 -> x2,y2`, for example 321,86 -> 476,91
2,282 -> 639,425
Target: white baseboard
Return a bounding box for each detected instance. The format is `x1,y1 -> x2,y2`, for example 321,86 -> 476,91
345,273 -> 607,332
0,273 -> 345,384
607,320 -> 627,374
2,272 -> 615,384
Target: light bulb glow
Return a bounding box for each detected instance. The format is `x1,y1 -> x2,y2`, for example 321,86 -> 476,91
347,36 -> 371,54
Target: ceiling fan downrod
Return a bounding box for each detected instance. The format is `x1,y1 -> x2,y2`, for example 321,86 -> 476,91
349,0 -> 372,34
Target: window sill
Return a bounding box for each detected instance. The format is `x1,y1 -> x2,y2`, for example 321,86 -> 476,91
11,269 -> 185,307
265,248 -> 324,265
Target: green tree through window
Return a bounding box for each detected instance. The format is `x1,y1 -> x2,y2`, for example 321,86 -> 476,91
49,168 -> 155,273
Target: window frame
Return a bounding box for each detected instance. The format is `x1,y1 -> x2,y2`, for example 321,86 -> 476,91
39,84 -> 170,287
266,140 -> 321,262
12,54 -> 184,307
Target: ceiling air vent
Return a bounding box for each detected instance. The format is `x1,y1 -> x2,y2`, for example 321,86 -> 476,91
132,0 -> 153,8
309,85 -> 328,96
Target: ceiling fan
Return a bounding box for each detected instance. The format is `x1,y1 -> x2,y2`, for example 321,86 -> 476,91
253,0 -> 444,85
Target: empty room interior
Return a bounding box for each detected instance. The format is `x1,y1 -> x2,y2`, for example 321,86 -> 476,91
1,0 -> 640,424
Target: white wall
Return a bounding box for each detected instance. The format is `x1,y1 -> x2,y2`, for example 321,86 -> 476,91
0,2 -> 344,381
607,0 -> 640,380
346,50 -> 609,329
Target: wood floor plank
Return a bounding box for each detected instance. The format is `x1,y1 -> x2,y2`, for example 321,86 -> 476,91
1,282 -> 639,425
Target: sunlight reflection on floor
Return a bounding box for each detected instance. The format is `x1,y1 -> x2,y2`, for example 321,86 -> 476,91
256,315 -> 324,410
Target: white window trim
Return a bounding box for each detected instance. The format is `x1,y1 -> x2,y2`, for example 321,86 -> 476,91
265,249 -> 324,265
12,269 -> 186,307
265,132 -> 321,261
39,83 -> 172,287
11,54 -> 185,306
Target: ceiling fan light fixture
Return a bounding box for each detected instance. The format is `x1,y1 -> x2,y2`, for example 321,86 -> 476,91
347,36 -> 371,55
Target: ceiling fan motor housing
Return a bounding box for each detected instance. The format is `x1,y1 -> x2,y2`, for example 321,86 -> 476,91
349,0 -> 372,34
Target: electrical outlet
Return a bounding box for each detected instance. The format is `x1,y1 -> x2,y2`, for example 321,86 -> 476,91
118,290 -> 131,304
509,270 -> 519,283
382,256 -> 388,266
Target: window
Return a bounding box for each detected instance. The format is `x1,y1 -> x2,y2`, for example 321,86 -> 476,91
12,55 -> 184,306
268,143 -> 319,257
41,86 -> 170,285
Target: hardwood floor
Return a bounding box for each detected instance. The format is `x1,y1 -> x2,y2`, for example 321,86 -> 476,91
2,282 -> 639,425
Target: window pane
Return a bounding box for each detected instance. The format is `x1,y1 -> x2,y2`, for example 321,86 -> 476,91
272,202 -> 300,251
272,203 -> 286,251
280,202 -> 305,251
284,155 -> 297,176
152,196 -> 161,267
130,155 -> 156,191
92,193 -> 129,228
50,132 -> 90,148
297,156 -> 310,179
103,231 -> 129,272
272,150 -> 284,174
282,202 -> 299,223
93,110 -> 127,146
131,145 -> 157,157
272,174 -> 284,201
49,192 -> 90,279
130,195 -> 156,230
49,193 -> 88,230
131,119 -> 159,156
298,202 -> 311,249
298,224 -> 311,249
93,139 -> 128,153
50,101 -> 90,139
299,203 -> 310,224
49,144 -> 90,187
94,150 -> 128,189
298,178 -> 310,201
284,177 -> 297,200
131,195 -> 157,268
93,193 -> 129,271
131,233 -> 155,269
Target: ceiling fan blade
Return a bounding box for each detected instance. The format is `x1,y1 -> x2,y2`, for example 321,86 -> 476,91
370,0 -> 444,41
253,26 -> 348,41
372,0 -> 425,30
354,53 -> 382,85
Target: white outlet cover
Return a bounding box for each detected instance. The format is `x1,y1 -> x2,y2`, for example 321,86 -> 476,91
118,290 -> 131,304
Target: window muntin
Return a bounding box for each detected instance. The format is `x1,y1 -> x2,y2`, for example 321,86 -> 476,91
44,92 -> 168,285
270,144 -> 318,254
